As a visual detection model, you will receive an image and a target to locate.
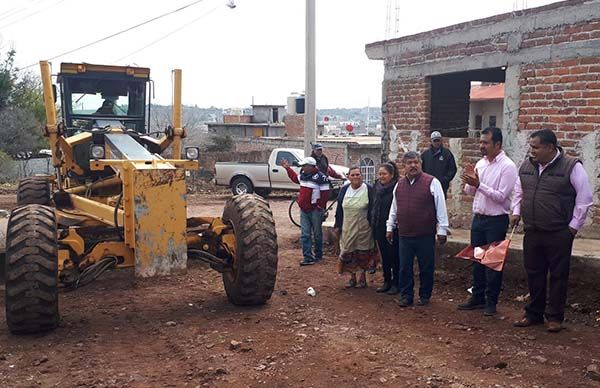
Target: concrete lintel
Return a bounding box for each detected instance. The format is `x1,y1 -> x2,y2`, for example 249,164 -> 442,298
383,39 -> 600,80
366,0 -> 600,60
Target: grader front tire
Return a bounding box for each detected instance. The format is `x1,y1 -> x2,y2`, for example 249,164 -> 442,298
5,205 -> 59,335
222,194 -> 278,306
16,177 -> 51,206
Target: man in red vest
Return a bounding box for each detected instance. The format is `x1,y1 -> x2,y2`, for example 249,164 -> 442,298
386,151 -> 449,307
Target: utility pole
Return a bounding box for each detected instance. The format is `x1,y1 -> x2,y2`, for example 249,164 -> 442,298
304,0 -> 316,156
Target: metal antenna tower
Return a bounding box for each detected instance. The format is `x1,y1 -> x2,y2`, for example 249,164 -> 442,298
385,0 -> 400,39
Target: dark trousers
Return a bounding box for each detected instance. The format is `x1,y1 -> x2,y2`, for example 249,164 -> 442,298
398,235 -> 435,302
523,228 -> 574,323
470,214 -> 509,307
375,231 -> 399,286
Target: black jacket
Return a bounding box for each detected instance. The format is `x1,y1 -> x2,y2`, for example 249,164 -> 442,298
334,183 -> 374,229
370,180 -> 398,238
421,146 -> 457,194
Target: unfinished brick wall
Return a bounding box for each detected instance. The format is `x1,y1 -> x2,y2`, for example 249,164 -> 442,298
385,78 -> 430,132
283,114 -> 304,138
384,37 -> 508,68
520,20 -> 600,49
373,0 -> 600,234
519,57 -> 600,142
223,115 -> 252,124
324,147 -> 346,166
519,56 -> 600,236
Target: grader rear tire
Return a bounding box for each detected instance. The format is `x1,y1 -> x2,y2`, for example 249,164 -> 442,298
16,177 -> 51,206
222,194 -> 278,306
5,205 -> 59,335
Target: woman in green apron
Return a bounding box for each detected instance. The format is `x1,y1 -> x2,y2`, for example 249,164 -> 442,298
334,167 -> 379,288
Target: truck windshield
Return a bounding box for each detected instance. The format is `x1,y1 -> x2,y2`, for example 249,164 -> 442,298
67,78 -> 145,118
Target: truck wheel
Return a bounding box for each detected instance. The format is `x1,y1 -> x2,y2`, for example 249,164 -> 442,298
230,176 -> 254,195
17,177 -> 51,206
5,205 -> 59,334
221,194 -> 278,305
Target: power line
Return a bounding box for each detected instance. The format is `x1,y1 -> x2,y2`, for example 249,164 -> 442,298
0,0 -> 65,30
0,6 -> 28,22
19,0 -> 207,70
114,4 -> 219,63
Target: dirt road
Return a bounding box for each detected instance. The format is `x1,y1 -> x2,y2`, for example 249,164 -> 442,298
1,194 -> 599,387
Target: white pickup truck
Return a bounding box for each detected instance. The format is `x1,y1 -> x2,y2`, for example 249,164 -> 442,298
215,148 -> 348,196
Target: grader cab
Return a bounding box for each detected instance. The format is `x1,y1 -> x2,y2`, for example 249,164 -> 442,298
3,62 -> 278,335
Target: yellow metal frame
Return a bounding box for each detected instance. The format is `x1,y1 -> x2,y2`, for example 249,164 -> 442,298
90,159 -> 198,171
39,60 -> 236,282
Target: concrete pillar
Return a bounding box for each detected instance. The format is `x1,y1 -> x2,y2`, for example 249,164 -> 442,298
503,64 -> 527,164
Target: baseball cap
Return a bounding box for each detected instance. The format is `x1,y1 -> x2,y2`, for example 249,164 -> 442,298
298,156 -> 317,166
430,131 -> 442,140
311,143 -> 324,150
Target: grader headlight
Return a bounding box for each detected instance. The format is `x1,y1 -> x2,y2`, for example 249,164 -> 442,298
90,144 -> 105,160
185,146 -> 200,160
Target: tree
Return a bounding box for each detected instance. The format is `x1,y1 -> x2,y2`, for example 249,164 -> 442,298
204,133 -> 233,152
0,49 -> 46,155
0,49 -> 16,110
0,107 -> 45,155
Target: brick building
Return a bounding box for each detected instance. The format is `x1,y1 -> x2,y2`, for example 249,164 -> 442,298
366,0 -> 600,236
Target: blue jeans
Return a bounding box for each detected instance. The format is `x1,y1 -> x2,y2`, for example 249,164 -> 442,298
398,235 -> 436,302
300,209 -> 324,262
470,214 -> 509,307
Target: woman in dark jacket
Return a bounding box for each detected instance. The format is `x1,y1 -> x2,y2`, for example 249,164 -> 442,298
334,167 -> 378,288
370,162 -> 400,294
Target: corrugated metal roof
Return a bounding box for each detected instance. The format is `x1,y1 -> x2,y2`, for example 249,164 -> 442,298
470,84 -> 504,101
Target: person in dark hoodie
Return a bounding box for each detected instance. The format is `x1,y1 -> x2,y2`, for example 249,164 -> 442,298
311,143 -> 344,179
371,162 -> 400,295
421,131 -> 457,198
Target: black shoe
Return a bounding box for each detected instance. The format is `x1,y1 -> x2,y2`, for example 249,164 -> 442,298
299,259 -> 316,266
398,297 -> 413,307
483,305 -> 497,316
386,286 -> 399,295
417,298 -> 430,306
376,282 -> 391,293
457,298 -> 485,310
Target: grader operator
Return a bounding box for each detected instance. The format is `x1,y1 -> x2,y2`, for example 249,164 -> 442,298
3,62 -> 278,335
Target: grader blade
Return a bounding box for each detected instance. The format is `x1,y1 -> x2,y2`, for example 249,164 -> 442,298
102,132 -> 188,277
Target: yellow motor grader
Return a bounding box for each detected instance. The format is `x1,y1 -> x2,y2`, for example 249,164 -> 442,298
3,61 -> 278,335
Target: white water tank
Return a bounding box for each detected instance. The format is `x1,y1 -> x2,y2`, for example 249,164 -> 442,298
287,95 -> 297,115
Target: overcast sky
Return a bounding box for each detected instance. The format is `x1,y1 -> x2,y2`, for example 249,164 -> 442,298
1,0 -> 557,109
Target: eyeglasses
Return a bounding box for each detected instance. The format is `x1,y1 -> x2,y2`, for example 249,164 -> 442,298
432,139 -> 442,142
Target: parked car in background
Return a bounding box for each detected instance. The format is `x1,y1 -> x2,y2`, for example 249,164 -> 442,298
215,148 -> 348,197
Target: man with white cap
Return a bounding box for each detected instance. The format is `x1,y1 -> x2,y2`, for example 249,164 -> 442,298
421,131 -> 457,198
282,157 -> 330,265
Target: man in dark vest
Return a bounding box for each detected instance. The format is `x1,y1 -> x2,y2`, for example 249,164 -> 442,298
511,129 -> 593,332
386,151 -> 449,307
421,131 -> 457,198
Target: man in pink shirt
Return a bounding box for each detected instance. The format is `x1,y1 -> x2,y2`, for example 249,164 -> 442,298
511,129 -> 593,332
458,127 -> 518,316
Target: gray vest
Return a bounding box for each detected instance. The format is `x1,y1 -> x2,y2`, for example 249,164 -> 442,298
519,150 -> 578,232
